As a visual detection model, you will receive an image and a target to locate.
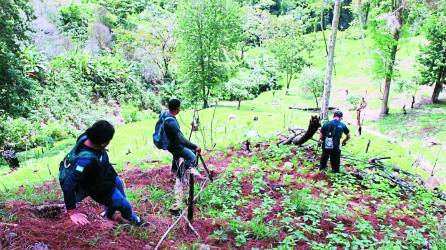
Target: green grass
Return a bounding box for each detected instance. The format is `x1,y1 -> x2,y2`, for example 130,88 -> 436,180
1,31 -> 445,196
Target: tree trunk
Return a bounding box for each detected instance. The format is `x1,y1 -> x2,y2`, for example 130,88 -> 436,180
411,95 -> 415,109
321,0 -> 341,120
238,100 -> 241,110
432,66 -> 445,103
202,85 -> 208,109
381,76 -> 392,116
432,81 -> 444,103
380,2 -> 403,117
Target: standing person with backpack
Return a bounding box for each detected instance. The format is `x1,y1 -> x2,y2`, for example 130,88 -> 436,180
153,98 -> 202,214
319,110 -> 350,173
59,120 -> 145,226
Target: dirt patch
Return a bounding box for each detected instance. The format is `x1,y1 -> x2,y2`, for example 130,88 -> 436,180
122,166 -> 173,190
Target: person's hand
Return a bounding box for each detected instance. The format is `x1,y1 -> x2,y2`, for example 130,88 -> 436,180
196,147 -> 202,154
69,212 -> 90,226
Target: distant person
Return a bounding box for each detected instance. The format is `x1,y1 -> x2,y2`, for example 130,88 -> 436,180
319,110 -> 350,173
153,98 -> 201,214
59,120 -> 145,226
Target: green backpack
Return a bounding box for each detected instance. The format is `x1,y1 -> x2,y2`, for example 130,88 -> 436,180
59,135 -> 100,186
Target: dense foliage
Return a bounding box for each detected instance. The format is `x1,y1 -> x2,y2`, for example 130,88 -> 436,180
417,0 -> 446,103
0,0 -> 36,116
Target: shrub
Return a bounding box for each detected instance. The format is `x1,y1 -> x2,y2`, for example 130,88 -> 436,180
57,4 -> 94,42
300,67 -> 324,109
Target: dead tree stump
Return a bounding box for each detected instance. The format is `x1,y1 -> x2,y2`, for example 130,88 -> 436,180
1,146 -> 20,170
279,116 -> 321,146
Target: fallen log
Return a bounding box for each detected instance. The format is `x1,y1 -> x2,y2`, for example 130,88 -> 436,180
289,106 -> 338,112
279,116 -> 321,146
345,156 -> 445,200
31,204 -> 65,218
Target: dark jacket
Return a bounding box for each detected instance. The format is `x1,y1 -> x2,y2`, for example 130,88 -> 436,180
61,136 -> 117,210
321,119 -> 350,150
160,111 -> 198,152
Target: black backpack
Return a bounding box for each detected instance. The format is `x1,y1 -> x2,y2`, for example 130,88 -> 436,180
59,135 -> 100,186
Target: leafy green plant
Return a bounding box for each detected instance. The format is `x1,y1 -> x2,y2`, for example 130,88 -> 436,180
249,216 -> 279,240
252,174 -> 267,194
228,218 -> 249,247
209,229 -> 229,243
85,234 -> 102,247
283,188 -> 313,214
268,171 -> 281,182
404,227 -> 426,248
327,223 -> 351,248
355,218 -> 375,239
253,194 -> 275,217
282,174 -> 293,186
197,174 -> 243,219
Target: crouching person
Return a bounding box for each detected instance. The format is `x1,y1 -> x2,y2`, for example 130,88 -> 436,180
59,120 -> 145,226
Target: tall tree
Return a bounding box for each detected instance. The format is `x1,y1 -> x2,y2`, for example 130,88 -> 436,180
417,0 -> 446,103
176,0 -> 242,108
270,15 -> 313,95
321,0 -> 341,120
369,0 -> 406,116
0,0 -> 37,116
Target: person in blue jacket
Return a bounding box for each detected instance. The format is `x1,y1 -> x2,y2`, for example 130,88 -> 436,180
319,110 -> 351,173
60,120 -> 145,226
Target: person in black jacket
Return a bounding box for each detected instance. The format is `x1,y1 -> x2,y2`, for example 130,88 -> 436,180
161,98 -> 202,213
60,120 -> 144,226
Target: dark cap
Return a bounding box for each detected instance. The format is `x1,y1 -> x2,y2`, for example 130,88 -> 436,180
333,110 -> 343,118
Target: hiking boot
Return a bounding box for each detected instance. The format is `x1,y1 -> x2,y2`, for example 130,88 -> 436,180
100,210 -> 113,220
133,217 -> 149,227
189,167 -> 205,180
169,203 -> 182,216
169,208 -> 181,216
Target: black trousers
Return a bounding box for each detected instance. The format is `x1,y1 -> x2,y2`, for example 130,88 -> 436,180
320,149 -> 341,173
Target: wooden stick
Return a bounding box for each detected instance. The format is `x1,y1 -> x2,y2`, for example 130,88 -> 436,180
365,139 -> 371,153
182,216 -> 200,238
431,148 -> 441,176
188,173 -> 194,221
155,209 -> 187,250
155,182 -> 207,250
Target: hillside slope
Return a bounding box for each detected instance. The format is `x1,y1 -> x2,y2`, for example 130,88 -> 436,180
1,142 -> 445,249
